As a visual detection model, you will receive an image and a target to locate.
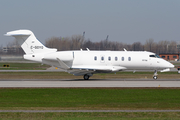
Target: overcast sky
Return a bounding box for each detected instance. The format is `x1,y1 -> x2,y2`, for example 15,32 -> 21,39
1,0 -> 180,46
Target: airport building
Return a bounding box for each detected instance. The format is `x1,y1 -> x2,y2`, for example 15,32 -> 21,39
159,53 -> 179,61
1,46 -> 17,53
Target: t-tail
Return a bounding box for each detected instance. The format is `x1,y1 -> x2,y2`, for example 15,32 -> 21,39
5,30 -> 57,54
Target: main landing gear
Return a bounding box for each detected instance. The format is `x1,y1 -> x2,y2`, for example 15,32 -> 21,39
153,70 -> 158,80
83,74 -> 93,80
83,74 -> 90,80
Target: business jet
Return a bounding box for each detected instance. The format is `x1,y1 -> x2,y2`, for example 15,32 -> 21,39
5,30 -> 174,80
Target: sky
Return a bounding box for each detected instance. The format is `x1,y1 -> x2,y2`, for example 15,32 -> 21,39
1,0 -> 180,46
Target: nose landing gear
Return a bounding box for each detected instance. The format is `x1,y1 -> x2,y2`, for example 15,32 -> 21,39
153,70 -> 158,80
153,76 -> 158,80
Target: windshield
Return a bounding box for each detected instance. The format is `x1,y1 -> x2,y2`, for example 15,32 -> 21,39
149,54 -> 161,58
149,55 -> 156,58
155,54 -> 161,58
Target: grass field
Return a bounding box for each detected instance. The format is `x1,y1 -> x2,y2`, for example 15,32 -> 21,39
0,88 -> 180,110
0,88 -> 180,119
0,112 -> 180,120
0,63 -> 50,70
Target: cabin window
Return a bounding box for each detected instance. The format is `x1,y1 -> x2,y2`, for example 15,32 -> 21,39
115,57 -> 118,61
128,57 -> 131,61
101,56 -> 104,61
94,56 -> 97,60
108,56 -> 111,61
122,57 -> 124,61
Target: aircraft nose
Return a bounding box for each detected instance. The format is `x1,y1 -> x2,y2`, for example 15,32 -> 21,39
169,63 -> 175,68
163,60 -> 174,68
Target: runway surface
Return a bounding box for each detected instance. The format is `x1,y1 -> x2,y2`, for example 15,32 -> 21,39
0,79 -> 180,87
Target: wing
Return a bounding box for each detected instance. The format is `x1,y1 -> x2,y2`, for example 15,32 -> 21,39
42,58 -> 126,76
68,65 -> 127,76
42,58 -> 70,70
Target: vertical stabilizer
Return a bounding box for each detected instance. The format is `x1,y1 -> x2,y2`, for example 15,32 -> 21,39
5,30 -> 57,54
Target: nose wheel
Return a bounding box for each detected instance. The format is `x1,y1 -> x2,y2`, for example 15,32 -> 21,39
153,70 -> 158,80
153,76 -> 158,80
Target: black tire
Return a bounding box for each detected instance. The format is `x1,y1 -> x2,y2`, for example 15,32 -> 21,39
84,74 -> 89,80
153,76 -> 158,80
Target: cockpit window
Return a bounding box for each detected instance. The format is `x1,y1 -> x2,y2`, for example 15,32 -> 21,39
150,55 -> 156,57
149,54 -> 161,58
155,54 -> 161,58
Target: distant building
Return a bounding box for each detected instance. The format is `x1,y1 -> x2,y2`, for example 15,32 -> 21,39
2,47 -> 9,53
2,47 -> 17,53
159,53 -> 179,61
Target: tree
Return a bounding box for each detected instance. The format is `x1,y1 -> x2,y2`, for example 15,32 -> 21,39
144,38 -> 156,52
132,42 -> 144,51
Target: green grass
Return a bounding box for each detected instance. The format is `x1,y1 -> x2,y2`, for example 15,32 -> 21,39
0,72 -> 78,79
0,112 -> 180,120
0,88 -> 180,110
1,88 -> 180,119
0,63 -> 50,70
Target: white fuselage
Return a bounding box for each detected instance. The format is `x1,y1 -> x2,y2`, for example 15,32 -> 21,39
24,50 -> 174,72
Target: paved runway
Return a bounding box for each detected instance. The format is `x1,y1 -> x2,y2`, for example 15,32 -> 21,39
0,79 -> 180,87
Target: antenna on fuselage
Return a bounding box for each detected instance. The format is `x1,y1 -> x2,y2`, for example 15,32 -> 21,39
86,48 -> 90,51
123,48 -> 127,51
106,35 -> 109,41
83,31 -> 85,38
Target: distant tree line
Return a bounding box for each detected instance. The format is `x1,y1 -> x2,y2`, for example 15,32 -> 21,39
45,35 -> 178,54
1,34 -> 179,55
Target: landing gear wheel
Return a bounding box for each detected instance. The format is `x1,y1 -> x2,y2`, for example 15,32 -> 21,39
153,70 -> 158,80
153,76 -> 158,80
84,74 -> 89,80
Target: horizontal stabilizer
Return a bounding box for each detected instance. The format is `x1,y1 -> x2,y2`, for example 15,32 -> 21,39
5,30 -> 31,36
